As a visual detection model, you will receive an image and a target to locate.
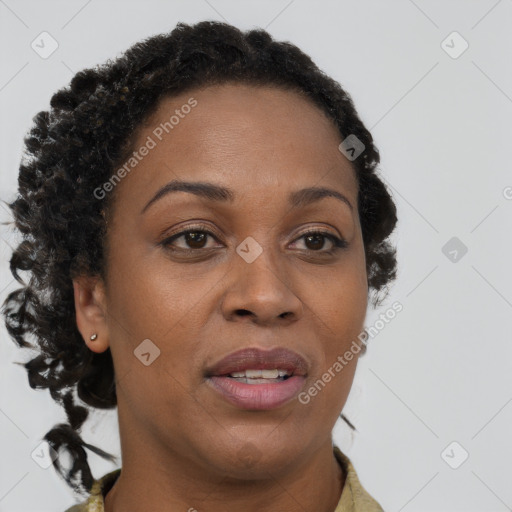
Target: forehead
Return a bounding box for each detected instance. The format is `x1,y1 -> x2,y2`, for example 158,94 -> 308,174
113,83 -> 358,210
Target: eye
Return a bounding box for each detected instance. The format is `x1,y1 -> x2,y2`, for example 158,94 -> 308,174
290,229 -> 348,253
160,225 -> 348,255
160,224 -> 220,251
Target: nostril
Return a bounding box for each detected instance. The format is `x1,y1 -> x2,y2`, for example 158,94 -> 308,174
235,309 -> 252,317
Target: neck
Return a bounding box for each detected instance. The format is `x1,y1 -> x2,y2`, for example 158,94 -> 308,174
104,437 -> 345,512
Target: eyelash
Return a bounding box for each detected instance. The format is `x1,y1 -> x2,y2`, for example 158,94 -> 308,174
160,223 -> 348,255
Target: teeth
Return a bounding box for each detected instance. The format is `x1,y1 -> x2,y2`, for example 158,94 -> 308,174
230,371 -> 246,378
228,368 -> 291,378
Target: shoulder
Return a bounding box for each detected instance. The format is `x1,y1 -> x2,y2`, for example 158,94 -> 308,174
62,494 -> 103,512
333,445 -> 385,512
63,504 -> 87,512
62,468 -> 121,512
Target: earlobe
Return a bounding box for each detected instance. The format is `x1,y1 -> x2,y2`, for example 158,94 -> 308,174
72,276 -> 110,353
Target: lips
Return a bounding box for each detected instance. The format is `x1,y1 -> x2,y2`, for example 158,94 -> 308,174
204,347 -> 309,410
205,347 -> 309,377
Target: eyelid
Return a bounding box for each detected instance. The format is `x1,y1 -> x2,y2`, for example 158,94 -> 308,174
160,222 -> 347,253
292,224 -> 343,240
289,229 -> 348,251
161,222 -> 343,243
161,221 -> 220,241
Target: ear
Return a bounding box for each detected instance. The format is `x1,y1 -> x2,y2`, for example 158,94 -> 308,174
72,275 -> 110,353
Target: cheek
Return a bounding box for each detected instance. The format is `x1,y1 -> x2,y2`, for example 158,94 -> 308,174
313,260 -> 367,340
297,355 -> 359,435
307,253 -> 367,394
105,259 -> 217,405
107,251 -> 211,338
293,281 -> 365,411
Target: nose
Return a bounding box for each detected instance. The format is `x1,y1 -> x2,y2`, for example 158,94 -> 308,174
220,245 -> 304,327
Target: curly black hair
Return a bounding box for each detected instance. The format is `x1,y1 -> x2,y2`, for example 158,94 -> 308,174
1,20 -> 397,498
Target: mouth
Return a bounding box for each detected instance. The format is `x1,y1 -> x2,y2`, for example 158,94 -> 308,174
204,347 -> 309,410
222,368 -> 294,384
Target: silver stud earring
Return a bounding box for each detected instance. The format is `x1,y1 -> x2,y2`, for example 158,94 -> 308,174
90,333 -> 98,341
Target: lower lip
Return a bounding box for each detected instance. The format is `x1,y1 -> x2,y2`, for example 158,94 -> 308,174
207,376 -> 306,410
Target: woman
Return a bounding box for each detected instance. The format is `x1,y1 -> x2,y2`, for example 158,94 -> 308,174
2,20 -> 397,511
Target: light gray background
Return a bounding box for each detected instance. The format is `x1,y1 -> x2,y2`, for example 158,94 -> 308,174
1,1 -> 511,510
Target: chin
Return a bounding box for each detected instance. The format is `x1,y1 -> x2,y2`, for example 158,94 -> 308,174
209,437 -> 307,480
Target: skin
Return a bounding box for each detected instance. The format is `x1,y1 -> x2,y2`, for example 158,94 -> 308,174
73,83 -> 368,512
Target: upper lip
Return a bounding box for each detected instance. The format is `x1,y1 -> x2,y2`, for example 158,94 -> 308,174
205,347 -> 309,377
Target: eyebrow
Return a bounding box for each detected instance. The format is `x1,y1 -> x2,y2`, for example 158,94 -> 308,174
140,179 -> 353,215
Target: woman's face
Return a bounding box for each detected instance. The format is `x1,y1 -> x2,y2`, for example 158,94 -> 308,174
76,83 -> 368,477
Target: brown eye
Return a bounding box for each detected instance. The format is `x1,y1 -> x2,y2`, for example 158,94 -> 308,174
182,231 -> 208,249
292,230 -> 348,253
304,233 -> 327,251
161,225 -> 220,252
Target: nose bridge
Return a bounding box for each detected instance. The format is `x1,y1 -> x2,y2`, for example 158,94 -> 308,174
221,236 -> 303,324
237,238 -> 283,294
